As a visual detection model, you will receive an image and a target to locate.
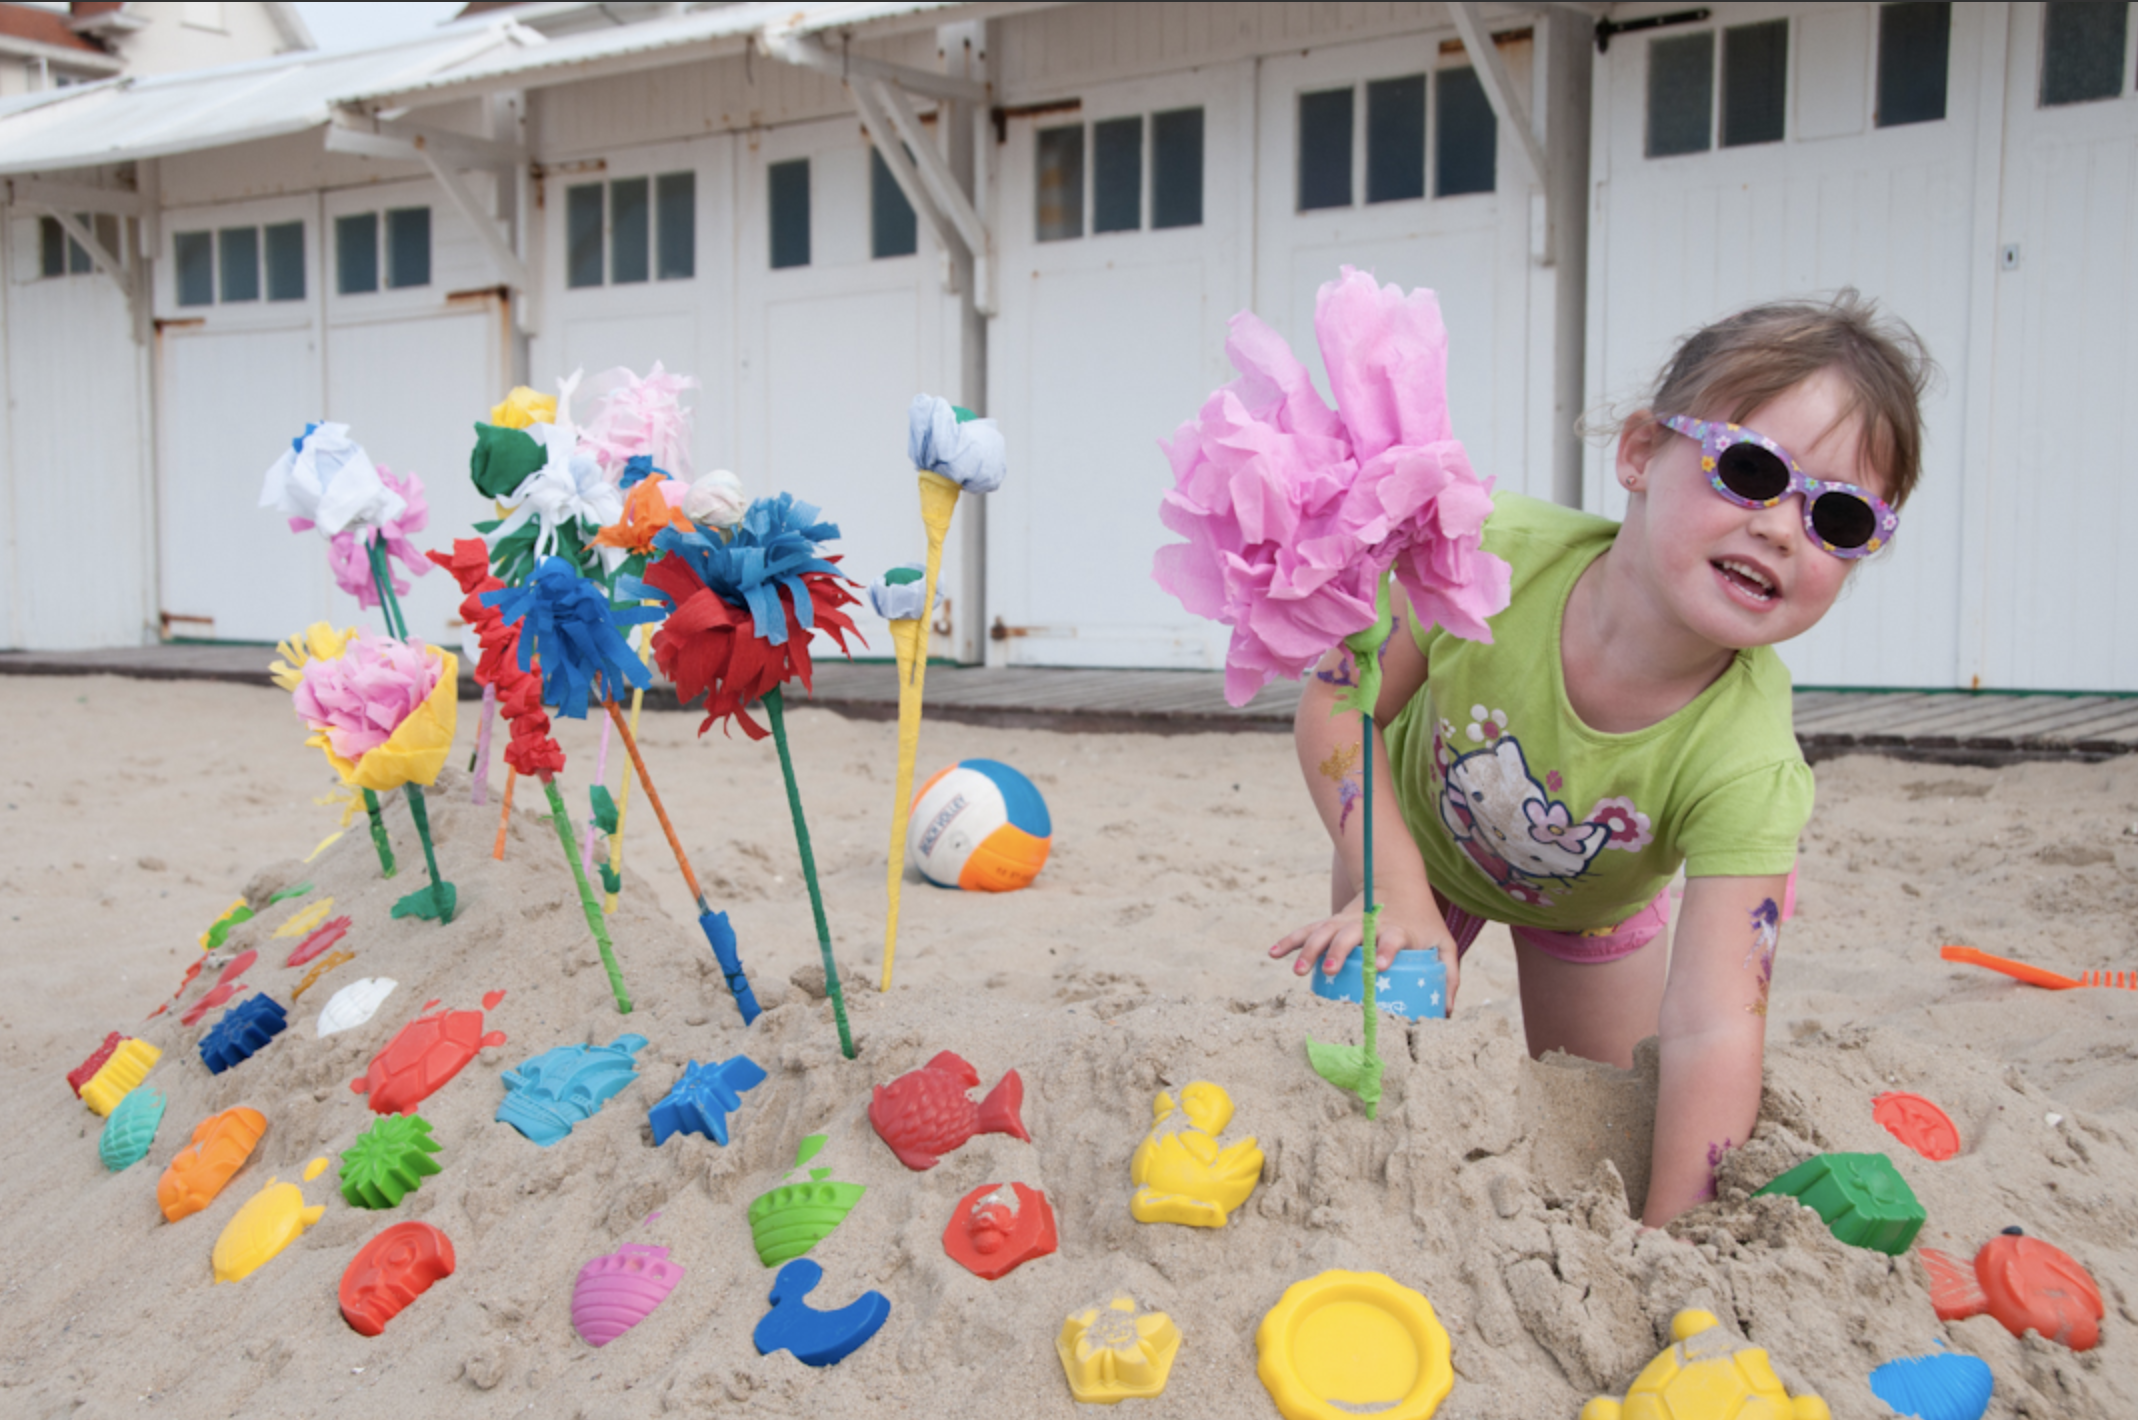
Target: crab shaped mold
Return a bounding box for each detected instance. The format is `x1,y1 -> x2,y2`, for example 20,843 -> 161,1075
199,995 -> 287,1076
496,1034 -> 648,1146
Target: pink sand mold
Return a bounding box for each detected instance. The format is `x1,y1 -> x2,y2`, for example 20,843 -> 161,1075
572,1243 -> 684,1347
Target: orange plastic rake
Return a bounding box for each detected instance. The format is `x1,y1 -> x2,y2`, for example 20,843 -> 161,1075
1940,944 -> 2138,991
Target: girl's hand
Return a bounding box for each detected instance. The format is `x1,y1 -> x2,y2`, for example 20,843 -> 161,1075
1268,892 -> 1461,1009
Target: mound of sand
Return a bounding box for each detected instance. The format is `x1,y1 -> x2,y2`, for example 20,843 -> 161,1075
1,677 -> 2134,1418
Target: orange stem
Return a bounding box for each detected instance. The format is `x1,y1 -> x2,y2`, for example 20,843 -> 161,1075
604,700 -> 706,908
493,769 -> 516,861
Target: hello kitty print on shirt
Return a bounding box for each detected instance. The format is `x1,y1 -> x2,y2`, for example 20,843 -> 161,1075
1432,710 -> 1653,908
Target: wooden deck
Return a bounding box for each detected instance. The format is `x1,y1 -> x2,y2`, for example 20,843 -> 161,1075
5,645 -> 2136,759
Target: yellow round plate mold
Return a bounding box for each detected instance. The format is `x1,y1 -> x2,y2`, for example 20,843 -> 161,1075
1256,1270 -> 1453,1420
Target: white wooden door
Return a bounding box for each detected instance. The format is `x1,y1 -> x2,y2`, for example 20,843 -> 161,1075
1254,31 -> 1536,509
155,194 -> 329,644
734,116 -> 960,663
1978,2 -> 2138,690
988,62 -> 1251,669
1586,2 -> 1994,689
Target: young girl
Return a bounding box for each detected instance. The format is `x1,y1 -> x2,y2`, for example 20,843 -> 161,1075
1271,293 -> 1932,1227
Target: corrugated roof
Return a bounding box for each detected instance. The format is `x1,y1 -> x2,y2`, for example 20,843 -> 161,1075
337,0 -> 972,111
0,17 -> 531,176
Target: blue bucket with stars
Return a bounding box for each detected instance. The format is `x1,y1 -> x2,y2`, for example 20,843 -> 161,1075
1311,947 -> 1448,1020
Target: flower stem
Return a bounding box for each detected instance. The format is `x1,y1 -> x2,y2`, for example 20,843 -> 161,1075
361,789 -> 397,877
471,683 -> 496,805
762,686 -> 854,1059
401,784 -> 454,923
1359,708 -> 1380,1120
542,775 -> 631,1014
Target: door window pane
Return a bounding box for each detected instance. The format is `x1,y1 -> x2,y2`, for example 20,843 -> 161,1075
566,183 -> 603,288
175,229 -> 214,305
1367,74 -> 1426,203
871,147 -> 917,258
2041,1 -> 2128,106
264,220 -> 304,301
1648,31 -> 1715,157
1298,87 -> 1354,210
386,207 -> 430,289
1722,19 -> 1789,147
1435,67 -> 1498,196
1151,107 -> 1204,229
40,216 -> 65,277
769,158 -> 811,269
92,214 -> 118,263
1035,124 -> 1084,241
68,215 -> 94,273
217,226 -> 259,302
610,177 -> 649,284
656,171 -> 695,279
1878,2 -> 1951,126
1093,115 -> 1142,233
336,212 -> 377,295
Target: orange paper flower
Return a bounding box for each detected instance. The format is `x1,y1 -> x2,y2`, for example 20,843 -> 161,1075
592,479 -> 692,556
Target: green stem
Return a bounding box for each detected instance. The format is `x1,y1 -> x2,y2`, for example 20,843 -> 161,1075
762,686 -> 855,1059
361,789 -> 397,877
366,539 -> 410,640
543,776 -> 631,1014
1360,710 -> 1380,1120
401,784 -> 453,923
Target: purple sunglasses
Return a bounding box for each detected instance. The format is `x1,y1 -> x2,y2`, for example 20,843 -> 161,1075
1662,415 -> 1899,558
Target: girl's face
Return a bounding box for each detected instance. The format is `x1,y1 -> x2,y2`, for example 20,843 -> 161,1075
1618,368 -> 1888,652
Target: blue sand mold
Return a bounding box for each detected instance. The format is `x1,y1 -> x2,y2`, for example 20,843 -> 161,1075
649,1055 -> 767,1146
1869,1351 -> 1993,1420
1311,946 -> 1448,1021
199,995 -> 288,1074
961,759 -> 1052,836
496,1034 -> 648,1146
753,1258 -> 890,1367
700,909 -> 761,1024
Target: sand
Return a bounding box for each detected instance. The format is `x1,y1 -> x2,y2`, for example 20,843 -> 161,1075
1,672 -> 2134,1419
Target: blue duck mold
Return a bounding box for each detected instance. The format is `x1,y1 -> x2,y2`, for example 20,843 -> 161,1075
648,1055 -> 767,1146
753,1258 -> 890,1368
200,995 -> 289,1075
496,1034 -> 648,1146
99,1086 -> 167,1171
1869,1350 -> 1993,1420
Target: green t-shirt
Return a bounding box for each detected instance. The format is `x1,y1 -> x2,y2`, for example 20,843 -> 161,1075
1384,492 -> 1813,931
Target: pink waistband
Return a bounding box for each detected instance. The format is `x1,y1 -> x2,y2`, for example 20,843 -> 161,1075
1435,889 -> 1673,965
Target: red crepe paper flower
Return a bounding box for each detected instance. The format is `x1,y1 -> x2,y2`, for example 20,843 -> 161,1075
428,538 -> 568,778
637,550 -> 862,741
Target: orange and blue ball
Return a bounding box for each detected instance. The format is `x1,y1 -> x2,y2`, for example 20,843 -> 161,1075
907,760 -> 1052,892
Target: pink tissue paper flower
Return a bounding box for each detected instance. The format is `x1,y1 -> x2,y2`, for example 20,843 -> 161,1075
293,632 -> 444,762
578,363 -> 698,482
1153,266 -> 1511,706
298,464 -> 432,611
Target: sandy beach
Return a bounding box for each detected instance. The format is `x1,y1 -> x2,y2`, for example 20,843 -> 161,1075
1,671 -> 2133,1419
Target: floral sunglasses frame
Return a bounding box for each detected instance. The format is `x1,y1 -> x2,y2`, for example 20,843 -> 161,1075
1660,414 -> 1899,558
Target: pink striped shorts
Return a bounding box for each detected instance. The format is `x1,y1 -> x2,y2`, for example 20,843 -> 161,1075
1434,889 -> 1672,965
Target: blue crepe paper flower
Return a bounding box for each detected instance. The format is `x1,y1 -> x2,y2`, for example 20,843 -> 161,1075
482,557 -> 659,717
618,455 -> 667,491
628,493 -> 843,648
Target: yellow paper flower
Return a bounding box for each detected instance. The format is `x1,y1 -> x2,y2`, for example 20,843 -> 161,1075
304,645 -> 461,792
269,622 -> 356,691
490,386 -> 557,429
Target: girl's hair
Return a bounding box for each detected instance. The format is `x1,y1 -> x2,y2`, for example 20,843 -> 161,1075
1614,290 -> 1936,509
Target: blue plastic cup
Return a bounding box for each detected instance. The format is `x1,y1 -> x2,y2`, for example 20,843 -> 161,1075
1309,946 -> 1448,1020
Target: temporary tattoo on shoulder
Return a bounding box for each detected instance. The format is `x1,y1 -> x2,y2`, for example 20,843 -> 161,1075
1311,614 -> 1403,688
1319,742 -> 1364,834
1744,899 -> 1780,1016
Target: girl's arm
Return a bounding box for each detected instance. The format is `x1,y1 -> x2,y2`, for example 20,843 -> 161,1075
1642,871 -> 1787,1228
1269,592 -> 1461,1000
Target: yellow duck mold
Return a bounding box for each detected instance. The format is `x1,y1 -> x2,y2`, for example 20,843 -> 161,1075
1581,1309 -> 1831,1420
1129,1081 -> 1264,1228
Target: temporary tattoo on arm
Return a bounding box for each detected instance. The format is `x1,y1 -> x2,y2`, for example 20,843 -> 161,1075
1702,1137 -> 1736,1200
1311,615 -> 1404,688
1743,899 -> 1780,1016
1317,742 -> 1363,834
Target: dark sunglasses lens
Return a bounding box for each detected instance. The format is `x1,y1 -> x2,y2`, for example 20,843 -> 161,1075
1809,492 -> 1877,550
1715,443 -> 1791,501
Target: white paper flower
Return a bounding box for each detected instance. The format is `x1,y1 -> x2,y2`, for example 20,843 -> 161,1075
486,420 -> 625,565
684,468 -> 747,530
868,564 -> 936,622
260,423 -> 406,537
908,394 -> 1006,494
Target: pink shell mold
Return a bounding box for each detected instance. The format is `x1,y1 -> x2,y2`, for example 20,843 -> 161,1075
572,1243 -> 684,1348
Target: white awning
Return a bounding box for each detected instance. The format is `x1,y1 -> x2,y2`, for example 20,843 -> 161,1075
0,19 -> 535,176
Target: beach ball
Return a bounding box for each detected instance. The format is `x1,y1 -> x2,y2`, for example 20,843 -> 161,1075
907,759 -> 1052,891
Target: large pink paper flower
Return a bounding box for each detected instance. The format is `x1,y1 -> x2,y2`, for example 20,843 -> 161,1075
578,363 -> 698,482
314,464 -> 432,611
292,632 -> 444,762
1154,267 -> 1511,706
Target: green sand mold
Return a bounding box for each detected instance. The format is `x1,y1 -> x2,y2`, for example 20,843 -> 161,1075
748,1135 -> 866,1267
1754,1151 -> 1924,1255
341,1114 -> 444,1209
